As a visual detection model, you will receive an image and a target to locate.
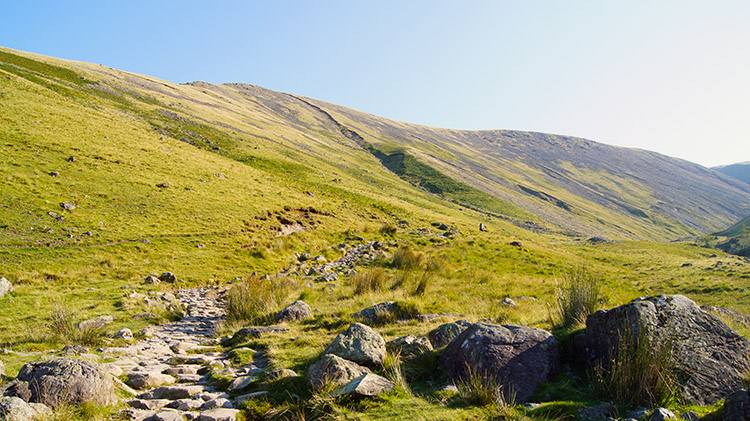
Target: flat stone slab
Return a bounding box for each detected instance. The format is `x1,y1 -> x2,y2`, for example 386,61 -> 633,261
196,408 -> 240,421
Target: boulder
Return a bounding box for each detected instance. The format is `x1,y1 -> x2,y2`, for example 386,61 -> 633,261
0,360 -> 5,379
2,358 -> 116,408
429,319 -> 472,349
324,323 -> 386,368
269,369 -> 298,380
0,396 -> 52,421
576,295 -> 750,404
439,323 -> 559,403
153,411 -> 184,421
650,408 -> 676,420
351,302 -> 395,323
721,389 -> 750,421
159,272 -> 177,283
386,335 -> 433,357
276,300 -> 313,323
78,315 -> 115,331
306,354 -> 372,390
332,373 -> 395,398
0,278 -> 13,298
60,202 -> 76,211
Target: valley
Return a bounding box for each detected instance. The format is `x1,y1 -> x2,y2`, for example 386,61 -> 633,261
1,46 -> 750,420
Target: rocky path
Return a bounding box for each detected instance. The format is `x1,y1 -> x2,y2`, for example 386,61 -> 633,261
112,287 -> 262,421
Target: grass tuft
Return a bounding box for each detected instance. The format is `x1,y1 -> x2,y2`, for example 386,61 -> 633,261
592,323 -> 680,410
551,266 -> 602,329
226,275 -> 297,324
352,267 -> 388,295
391,248 -> 423,270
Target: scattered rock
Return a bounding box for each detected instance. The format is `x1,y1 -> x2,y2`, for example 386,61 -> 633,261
325,323 -> 386,368
651,407 -> 676,420
386,335 -> 433,357
576,295 -> 750,404
78,315 -> 115,331
60,202 -> 76,211
479,223 -> 488,232
0,360 -> 4,379
431,222 -> 449,230
439,322 -> 560,403
306,354 -> 372,390
126,372 -> 176,389
66,156 -> 76,162
276,300 -> 313,323
62,344 -> 88,355
509,241 -> 522,248
153,411 -> 184,421
138,385 -> 204,400
429,320 -> 472,349
500,298 -> 516,308
2,358 -> 116,407
297,253 -> 312,262
114,328 -> 134,341
227,375 -> 256,391
196,408 -> 240,421
0,396 -> 52,421
159,272 -> 177,283
49,171 -> 60,177
0,277 -> 13,298
332,373 -> 395,398
144,275 -> 160,284
269,369 -> 298,380
156,182 -> 170,188
579,402 -> 616,420
233,391 -> 268,406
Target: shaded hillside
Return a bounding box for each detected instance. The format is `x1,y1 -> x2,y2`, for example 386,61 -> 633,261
714,162 -> 750,185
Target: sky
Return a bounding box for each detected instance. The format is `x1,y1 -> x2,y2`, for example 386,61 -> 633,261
2,1 -> 749,167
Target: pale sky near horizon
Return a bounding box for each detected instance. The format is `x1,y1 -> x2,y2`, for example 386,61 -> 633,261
2,1 -> 748,167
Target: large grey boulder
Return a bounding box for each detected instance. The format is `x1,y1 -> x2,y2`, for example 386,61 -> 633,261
0,278 -> 12,298
276,300 -> 313,323
306,354 -> 372,390
332,373 -> 395,398
429,319 -> 472,349
0,396 -> 52,421
2,358 -> 116,408
324,323 -> 386,368
576,295 -> 750,405
439,322 -> 559,403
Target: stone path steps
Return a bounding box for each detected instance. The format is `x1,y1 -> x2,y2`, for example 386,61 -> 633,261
113,287 -> 259,421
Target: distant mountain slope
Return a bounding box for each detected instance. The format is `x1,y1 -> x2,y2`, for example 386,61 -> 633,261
714,162 -> 750,185
2,46 -> 749,244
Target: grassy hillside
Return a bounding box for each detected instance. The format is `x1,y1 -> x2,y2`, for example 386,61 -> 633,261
2,47 -> 750,420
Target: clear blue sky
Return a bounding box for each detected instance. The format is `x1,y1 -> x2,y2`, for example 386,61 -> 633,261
3,1 -> 749,167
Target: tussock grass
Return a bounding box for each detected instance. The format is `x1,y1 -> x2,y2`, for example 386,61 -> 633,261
592,324 -> 680,410
391,248 -> 423,270
353,267 -> 388,295
456,364 -> 514,408
384,352 -> 413,397
46,300 -> 106,346
551,266 -> 602,329
226,275 -> 297,325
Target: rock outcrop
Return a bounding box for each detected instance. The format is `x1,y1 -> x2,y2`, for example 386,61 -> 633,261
439,322 -> 559,403
576,295 -> 750,404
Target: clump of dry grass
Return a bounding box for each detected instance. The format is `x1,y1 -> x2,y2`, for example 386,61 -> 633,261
225,275 -> 296,324
592,324 -> 680,410
352,267 -> 387,295
551,266 -> 602,329
391,247 -> 423,270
